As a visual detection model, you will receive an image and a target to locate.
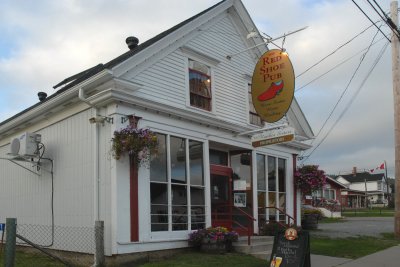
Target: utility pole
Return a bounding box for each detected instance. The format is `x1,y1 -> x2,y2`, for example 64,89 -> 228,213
391,1 -> 400,238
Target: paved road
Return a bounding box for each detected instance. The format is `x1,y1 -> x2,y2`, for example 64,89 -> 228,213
310,217 -> 394,238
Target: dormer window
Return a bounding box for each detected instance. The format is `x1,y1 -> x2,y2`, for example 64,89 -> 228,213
189,59 -> 212,111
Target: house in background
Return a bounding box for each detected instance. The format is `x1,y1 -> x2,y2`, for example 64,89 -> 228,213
0,0 -> 314,258
337,167 -> 391,208
303,176 -> 345,217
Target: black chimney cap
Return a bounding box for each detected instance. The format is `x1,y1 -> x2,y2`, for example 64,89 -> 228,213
126,36 -> 139,50
38,92 -> 47,102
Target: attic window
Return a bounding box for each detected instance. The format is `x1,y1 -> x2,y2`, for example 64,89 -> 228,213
188,59 -> 212,111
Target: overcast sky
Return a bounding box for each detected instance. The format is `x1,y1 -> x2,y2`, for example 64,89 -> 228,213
0,0 -> 396,177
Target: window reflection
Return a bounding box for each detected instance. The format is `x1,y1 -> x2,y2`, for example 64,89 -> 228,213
171,137 -> 186,184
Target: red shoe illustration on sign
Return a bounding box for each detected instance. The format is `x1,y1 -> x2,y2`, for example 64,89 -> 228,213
257,80 -> 284,101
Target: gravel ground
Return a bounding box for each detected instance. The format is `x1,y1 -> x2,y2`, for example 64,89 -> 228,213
309,217 -> 394,238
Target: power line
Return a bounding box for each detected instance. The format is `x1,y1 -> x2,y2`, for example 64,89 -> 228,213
302,41 -> 389,162
367,0 -> 400,39
309,25 -> 382,146
295,36 -> 386,92
296,23 -> 377,78
350,0 -> 391,42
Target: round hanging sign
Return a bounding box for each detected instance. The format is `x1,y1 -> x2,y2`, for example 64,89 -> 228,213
251,49 -> 295,123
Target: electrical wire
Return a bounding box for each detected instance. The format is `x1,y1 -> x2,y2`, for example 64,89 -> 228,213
296,23 -> 378,78
302,41 -> 389,162
350,0 -> 391,42
366,0 -> 400,39
309,24 -> 383,145
295,36 -> 386,92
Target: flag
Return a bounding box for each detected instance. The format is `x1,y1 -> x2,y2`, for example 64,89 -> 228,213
370,162 -> 385,173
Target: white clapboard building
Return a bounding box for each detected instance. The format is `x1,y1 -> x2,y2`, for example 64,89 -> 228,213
0,0 -> 313,256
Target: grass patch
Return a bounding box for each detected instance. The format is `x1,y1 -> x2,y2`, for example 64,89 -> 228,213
310,233 -> 400,259
0,250 -> 65,267
139,251 -> 267,267
342,208 -> 394,217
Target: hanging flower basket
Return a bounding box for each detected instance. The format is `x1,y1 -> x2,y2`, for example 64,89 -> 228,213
111,125 -> 158,166
294,165 -> 327,195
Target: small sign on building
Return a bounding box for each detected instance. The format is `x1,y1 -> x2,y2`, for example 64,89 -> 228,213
251,126 -> 295,147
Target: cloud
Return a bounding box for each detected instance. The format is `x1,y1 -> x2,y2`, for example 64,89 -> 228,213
0,0 -> 396,177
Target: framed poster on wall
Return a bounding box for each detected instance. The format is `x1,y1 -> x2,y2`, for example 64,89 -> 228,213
234,193 -> 246,207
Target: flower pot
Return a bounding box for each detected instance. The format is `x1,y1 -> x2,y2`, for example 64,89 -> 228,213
200,240 -> 227,254
302,214 -> 319,230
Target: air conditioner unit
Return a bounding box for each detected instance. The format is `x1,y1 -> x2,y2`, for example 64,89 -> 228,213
9,132 -> 41,157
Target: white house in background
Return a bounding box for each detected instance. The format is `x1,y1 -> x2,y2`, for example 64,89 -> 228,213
337,167 -> 391,206
0,0 -> 314,257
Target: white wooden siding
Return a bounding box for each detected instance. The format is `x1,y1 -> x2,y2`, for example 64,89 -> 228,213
130,14 -> 256,126
0,109 -> 95,227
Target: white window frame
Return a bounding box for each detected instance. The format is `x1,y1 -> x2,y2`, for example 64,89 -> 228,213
181,46 -> 219,115
150,133 -> 206,239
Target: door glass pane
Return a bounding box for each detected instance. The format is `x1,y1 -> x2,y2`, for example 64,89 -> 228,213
268,156 -> 276,191
171,136 -> 186,184
150,134 -> 167,182
211,174 -> 228,201
190,141 -> 204,185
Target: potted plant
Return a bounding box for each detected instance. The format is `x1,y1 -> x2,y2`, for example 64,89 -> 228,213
294,165 -> 326,195
295,165 -> 326,230
188,226 -> 239,253
301,207 -> 323,230
111,125 -> 158,166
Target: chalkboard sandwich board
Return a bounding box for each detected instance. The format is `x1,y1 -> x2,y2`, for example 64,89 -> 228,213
269,228 -> 310,267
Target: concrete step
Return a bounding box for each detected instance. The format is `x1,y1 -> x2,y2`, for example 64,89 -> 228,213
233,236 -> 274,256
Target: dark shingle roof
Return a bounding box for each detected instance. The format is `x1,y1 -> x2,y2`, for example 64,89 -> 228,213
340,172 -> 385,183
0,0 -> 227,127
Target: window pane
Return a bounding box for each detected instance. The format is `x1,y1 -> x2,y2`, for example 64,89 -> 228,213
171,136 -> 186,184
151,181 -> 168,232
172,184 -> 187,206
268,192 -> 276,207
172,206 -> 188,231
151,183 -> 168,205
268,156 -> 276,191
150,134 -> 167,182
257,154 -> 266,191
278,158 -> 286,192
190,187 -> 205,206
189,60 -> 212,111
209,149 -> 228,165
190,141 -> 203,185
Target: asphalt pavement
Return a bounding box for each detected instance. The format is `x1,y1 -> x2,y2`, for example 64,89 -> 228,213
310,217 -> 399,267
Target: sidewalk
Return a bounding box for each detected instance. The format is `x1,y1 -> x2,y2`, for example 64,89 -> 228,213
311,245 -> 400,267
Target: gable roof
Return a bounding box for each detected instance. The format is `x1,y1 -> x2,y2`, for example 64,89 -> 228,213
0,0 -> 228,128
339,172 -> 385,183
0,0 -> 314,144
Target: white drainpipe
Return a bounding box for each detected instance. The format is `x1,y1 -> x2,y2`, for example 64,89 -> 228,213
79,88 -> 100,221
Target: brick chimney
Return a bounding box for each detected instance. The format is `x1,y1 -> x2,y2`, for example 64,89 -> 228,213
352,166 -> 357,176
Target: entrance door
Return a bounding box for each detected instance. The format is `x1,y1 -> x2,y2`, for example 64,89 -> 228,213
210,165 -> 233,229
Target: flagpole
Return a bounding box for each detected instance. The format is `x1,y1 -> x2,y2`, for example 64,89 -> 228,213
384,160 -> 390,207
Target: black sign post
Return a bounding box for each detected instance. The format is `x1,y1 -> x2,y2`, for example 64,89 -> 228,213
269,231 -> 311,267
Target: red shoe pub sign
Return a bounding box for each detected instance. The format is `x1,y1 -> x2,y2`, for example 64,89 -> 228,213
251,49 -> 295,123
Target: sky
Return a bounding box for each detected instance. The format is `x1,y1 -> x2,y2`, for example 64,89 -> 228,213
0,0 -> 396,177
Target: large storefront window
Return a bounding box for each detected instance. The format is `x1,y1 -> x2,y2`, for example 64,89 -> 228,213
150,134 -> 205,232
257,155 -> 287,225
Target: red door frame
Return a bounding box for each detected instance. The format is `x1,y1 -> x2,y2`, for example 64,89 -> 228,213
210,165 -> 233,228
